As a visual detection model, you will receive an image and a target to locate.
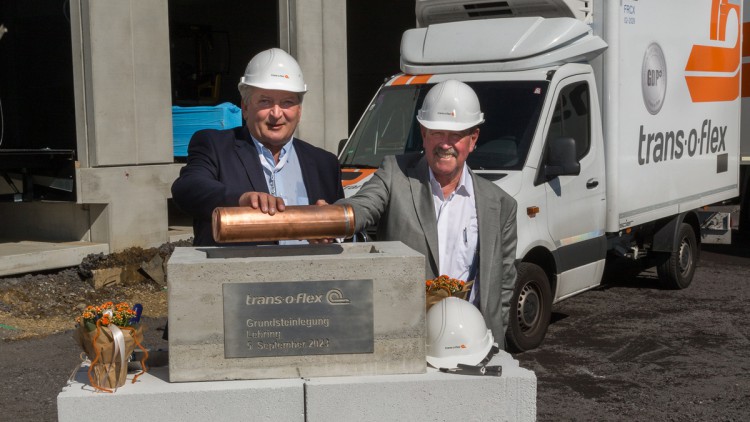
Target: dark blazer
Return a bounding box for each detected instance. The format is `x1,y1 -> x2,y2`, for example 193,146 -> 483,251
340,153 -> 518,346
172,125 -> 344,246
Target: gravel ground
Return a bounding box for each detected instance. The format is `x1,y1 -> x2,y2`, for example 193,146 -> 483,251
516,236 -> 750,421
0,236 -> 748,421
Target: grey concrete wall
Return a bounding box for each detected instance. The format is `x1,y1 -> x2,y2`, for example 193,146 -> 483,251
65,0 -> 179,252
0,202 -> 95,242
281,0 -> 349,153
71,0 -> 173,167
76,164 -> 182,249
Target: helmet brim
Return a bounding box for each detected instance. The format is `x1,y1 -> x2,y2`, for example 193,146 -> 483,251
238,80 -> 308,94
417,116 -> 484,132
426,328 -> 494,369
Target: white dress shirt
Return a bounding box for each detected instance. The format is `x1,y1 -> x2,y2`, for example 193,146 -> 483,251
428,165 -> 479,303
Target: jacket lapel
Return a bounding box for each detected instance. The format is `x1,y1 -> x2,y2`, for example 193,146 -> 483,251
234,126 -> 269,194
408,157 -> 440,273
295,140 -> 319,204
473,171 -> 500,312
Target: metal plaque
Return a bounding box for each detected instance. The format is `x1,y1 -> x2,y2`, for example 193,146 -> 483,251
223,279 -> 374,358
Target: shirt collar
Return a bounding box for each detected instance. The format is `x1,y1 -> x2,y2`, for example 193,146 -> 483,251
251,136 -> 294,158
428,164 -> 474,199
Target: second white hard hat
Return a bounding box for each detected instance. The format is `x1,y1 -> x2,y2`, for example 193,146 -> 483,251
426,296 -> 494,369
417,79 -> 484,131
238,48 -> 307,93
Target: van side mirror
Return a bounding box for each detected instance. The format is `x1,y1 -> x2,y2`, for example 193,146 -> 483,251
544,137 -> 580,179
338,138 -> 348,156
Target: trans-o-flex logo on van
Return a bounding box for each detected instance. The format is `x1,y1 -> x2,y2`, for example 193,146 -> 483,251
641,0 -> 740,112
684,0 -> 741,102
637,0 -> 736,171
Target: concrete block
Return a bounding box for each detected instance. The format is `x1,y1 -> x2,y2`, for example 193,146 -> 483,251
59,353 -> 536,422
305,351 -> 537,422
168,242 -> 426,382
58,367 -> 304,422
90,267 -> 122,290
140,253 -> 166,286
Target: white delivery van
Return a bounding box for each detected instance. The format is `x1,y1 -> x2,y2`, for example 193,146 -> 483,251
338,0 -> 742,351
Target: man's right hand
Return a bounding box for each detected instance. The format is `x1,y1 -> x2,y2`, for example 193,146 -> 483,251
239,192 -> 286,215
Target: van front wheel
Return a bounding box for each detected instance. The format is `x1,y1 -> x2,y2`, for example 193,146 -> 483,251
505,262 -> 552,352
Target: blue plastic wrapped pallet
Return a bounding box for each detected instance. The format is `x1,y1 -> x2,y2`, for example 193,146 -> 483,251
172,102 -> 242,157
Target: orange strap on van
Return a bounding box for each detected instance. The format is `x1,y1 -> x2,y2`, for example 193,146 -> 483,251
391,74 -> 433,86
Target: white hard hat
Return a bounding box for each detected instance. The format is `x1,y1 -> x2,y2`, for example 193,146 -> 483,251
238,48 -> 307,93
417,80 -> 484,131
426,297 -> 494,369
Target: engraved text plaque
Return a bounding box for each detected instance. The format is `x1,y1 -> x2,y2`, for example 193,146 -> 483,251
223,280 -> 374,358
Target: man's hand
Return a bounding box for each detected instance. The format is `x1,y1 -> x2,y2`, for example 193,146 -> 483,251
309,237 -> 335,244
239,192 -> 286,215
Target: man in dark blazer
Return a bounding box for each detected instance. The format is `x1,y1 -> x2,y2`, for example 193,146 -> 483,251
339,80 -> 518,348
172,48 -> 344,246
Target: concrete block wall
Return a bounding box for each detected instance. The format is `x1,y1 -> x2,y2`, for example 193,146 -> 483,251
59,352 -> 536,422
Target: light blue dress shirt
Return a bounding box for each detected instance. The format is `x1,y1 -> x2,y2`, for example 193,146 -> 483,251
251,137 -> 309,206
252,137 -> 310,244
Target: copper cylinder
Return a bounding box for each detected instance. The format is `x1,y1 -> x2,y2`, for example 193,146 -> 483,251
212,204 -> 356,243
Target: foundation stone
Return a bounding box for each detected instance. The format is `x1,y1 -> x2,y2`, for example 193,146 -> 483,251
167,241 -> 426,382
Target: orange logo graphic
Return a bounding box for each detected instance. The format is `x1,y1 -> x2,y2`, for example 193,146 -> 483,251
684,0 -> 741,102
341,168 -> 377,187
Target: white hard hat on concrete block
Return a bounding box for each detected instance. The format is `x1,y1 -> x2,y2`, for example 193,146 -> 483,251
238,48 -> 307,93
426,296 -> 494,369
417,79 -> 484,131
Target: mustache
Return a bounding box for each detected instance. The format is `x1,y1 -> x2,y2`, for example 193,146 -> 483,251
433,147 -> 457,157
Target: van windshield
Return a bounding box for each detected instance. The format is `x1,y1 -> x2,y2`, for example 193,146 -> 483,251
340,80 -> 549,171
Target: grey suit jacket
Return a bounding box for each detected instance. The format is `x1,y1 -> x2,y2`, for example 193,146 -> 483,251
339,153 -> 518,346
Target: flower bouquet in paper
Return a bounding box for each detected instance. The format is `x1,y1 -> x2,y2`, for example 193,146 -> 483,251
425,275 -> 473,310
74,301 -> 148,392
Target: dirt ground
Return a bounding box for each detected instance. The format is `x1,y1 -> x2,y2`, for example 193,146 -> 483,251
0,236 -> 748,421
0,242 -> 190,341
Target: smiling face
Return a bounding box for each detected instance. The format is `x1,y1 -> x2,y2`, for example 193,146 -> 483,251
421,125 -> 479,188
242,87 -> 302,154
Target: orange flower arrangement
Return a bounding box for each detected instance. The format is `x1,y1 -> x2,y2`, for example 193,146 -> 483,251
426,275 -> 468,295
425,275 -> 473,310
74,301 -> 147,392
76,301 -> 138,331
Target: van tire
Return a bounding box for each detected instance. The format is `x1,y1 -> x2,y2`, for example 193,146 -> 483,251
505,262 -> 552,352
657,223 -> 698,290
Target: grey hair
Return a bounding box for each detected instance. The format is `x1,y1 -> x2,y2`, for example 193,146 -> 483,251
239,85 -> 253,105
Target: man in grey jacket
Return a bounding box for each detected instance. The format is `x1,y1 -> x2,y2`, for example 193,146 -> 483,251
340,80 -> 518,348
